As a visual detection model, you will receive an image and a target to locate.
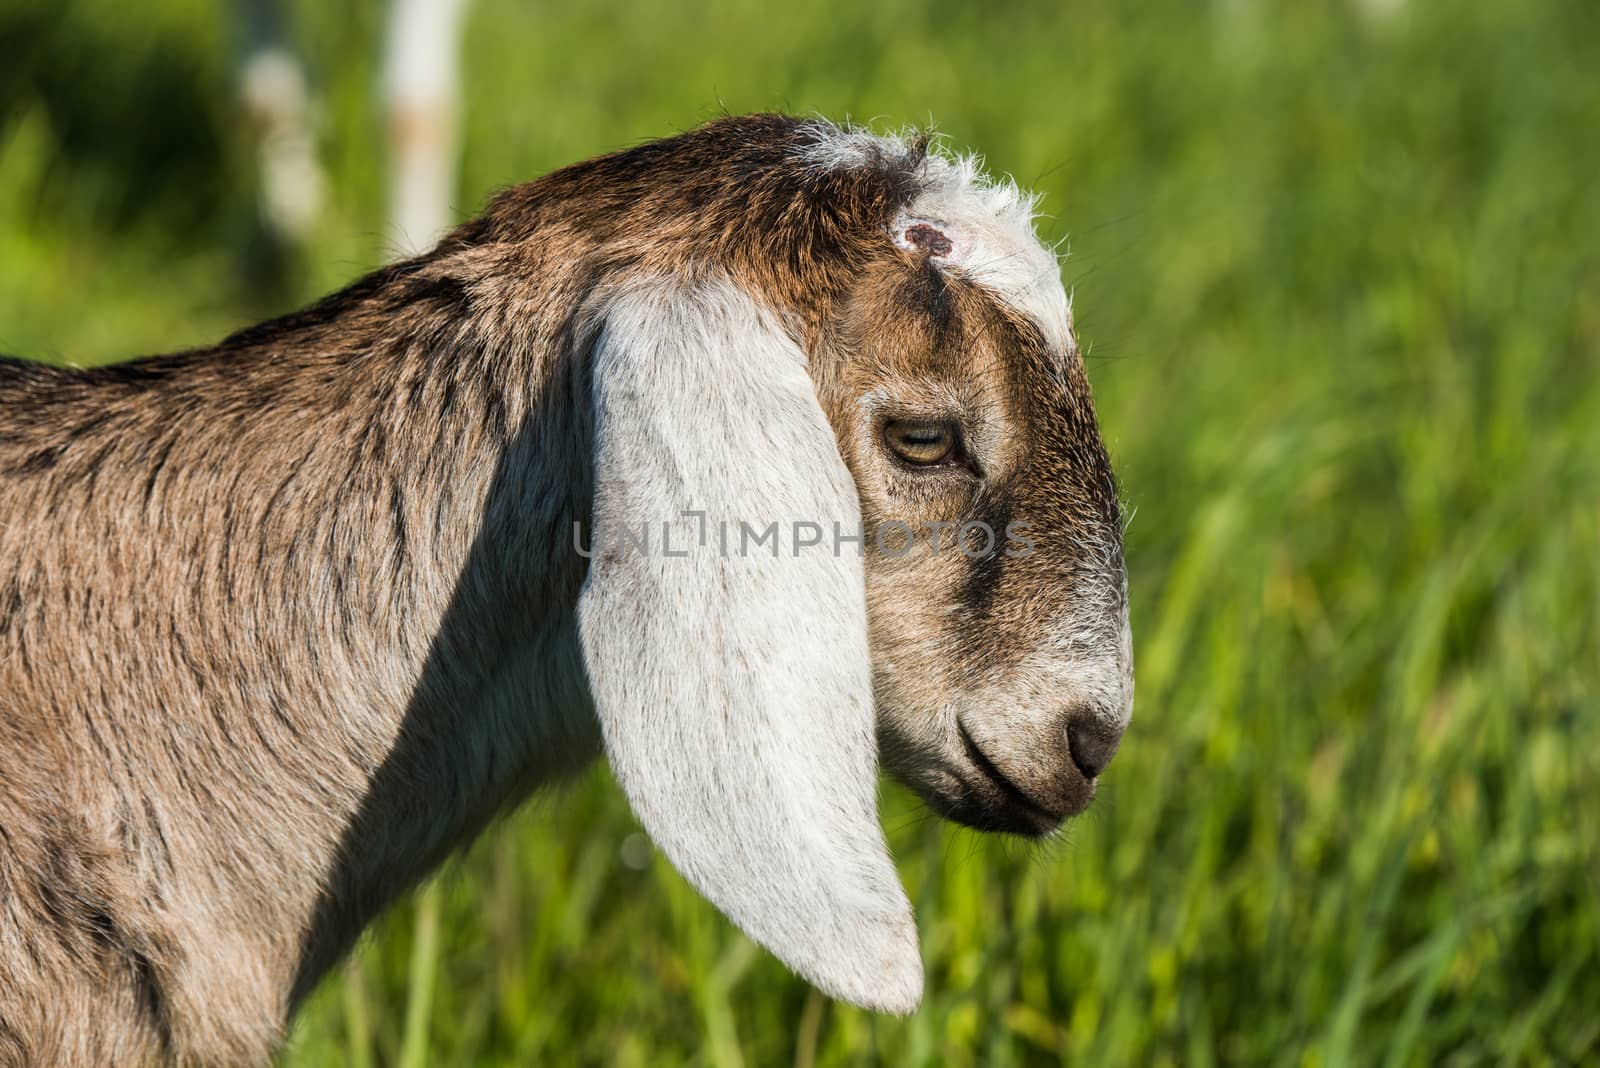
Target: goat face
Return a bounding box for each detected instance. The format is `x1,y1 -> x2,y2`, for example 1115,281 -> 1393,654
572,118 -> 1129,1016
815,200 -> 1132,839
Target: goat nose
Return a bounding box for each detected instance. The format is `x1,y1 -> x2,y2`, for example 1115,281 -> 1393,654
1066,714 -> 1123,781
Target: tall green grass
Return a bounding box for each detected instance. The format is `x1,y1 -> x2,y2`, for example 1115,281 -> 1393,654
3,1 -> 1596,1063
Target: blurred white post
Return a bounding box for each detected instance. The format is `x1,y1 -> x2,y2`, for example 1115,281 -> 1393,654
383,0 -> 471,256
235,0 -> 324,241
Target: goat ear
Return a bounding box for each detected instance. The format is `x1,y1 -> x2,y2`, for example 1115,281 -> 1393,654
576,275 -> 921,1014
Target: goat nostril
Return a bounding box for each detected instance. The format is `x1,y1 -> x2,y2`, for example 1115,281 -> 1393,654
1066,716 -> 1122,781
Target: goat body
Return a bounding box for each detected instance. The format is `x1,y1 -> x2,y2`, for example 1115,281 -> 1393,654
0,114 -> 1131,1065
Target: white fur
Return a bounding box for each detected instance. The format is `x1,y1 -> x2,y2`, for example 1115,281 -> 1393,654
576,274 -> 922,1014
799,125 -> 1076,359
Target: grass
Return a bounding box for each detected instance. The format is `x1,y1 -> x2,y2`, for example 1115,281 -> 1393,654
4,0 -> 1598,1063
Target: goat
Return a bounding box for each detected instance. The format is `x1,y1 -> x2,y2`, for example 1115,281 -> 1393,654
0,114 -> 1133,1066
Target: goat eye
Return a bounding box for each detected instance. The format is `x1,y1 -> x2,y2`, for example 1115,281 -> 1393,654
883,419 -> 958,466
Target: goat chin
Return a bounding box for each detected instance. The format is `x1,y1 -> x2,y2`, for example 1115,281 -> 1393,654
0,113 -> 1129,1064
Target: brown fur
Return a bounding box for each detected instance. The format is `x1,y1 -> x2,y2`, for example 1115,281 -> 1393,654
0,114 -> 1123,1064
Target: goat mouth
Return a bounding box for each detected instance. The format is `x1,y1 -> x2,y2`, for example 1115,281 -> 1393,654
948,720 -> 1075,837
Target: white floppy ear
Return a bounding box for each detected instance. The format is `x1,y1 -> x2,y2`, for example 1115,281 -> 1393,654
576,274 -> 922,1014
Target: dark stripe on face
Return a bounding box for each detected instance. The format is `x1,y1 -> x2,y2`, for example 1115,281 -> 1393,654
896,261 -> 960,352
958,492 -> 1012,628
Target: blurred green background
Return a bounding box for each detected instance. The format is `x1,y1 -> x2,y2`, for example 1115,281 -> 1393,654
4,0 -> 1598,1064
